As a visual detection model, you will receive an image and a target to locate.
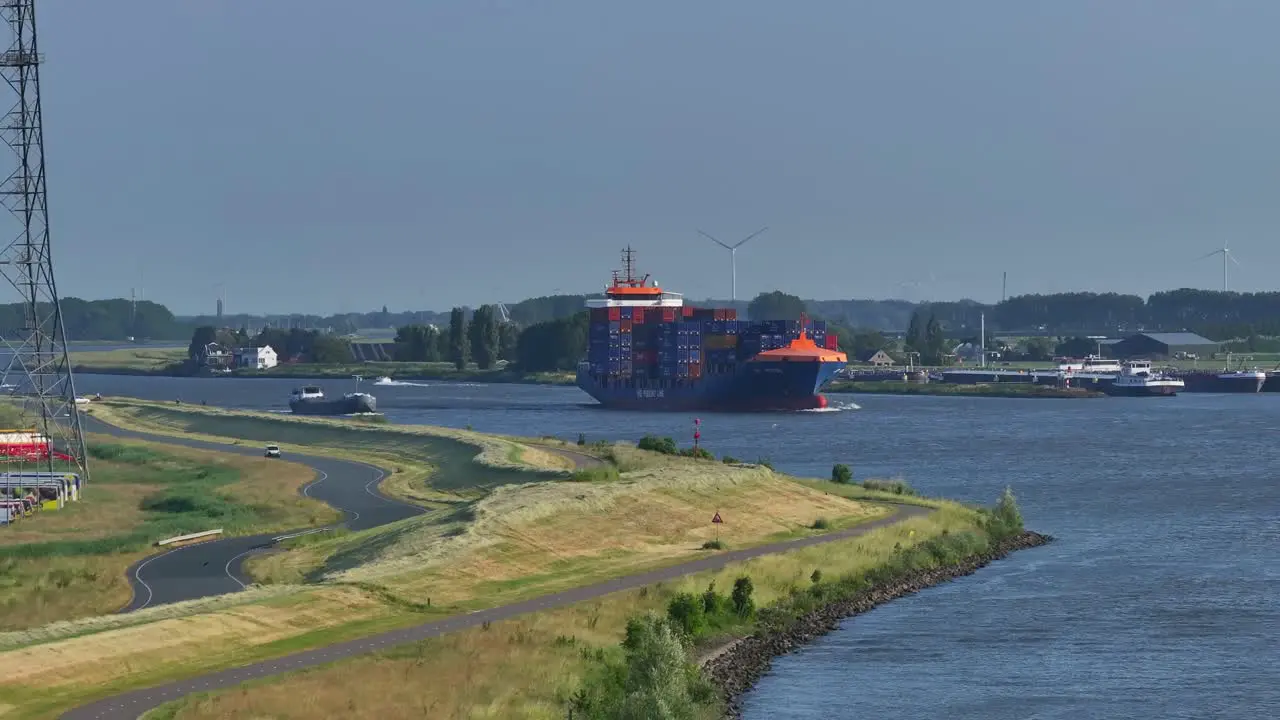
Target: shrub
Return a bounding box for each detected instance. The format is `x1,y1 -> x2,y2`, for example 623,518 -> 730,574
637,435 -> 678,455
700,539 -> 726,550
573,613 -> 715,719
577,433 -> 586,446
810,569 -> 823,584
755,457 -> 774,470
721,455 -> 740,464
666,593 -> 706,637
678,446 -> 714,461
731,576 -> 755,618
831,463 -> 852,484
860,478 -> 917,496
811,517 -> 831,530
701,582 -> 726,615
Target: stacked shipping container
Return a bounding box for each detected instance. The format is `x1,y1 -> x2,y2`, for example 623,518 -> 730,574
587,309 -> 837,381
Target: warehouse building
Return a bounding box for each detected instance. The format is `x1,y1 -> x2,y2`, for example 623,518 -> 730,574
1108,332 -> 1219,360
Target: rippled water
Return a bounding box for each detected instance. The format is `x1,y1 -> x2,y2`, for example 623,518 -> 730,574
77,374 -> 1280,718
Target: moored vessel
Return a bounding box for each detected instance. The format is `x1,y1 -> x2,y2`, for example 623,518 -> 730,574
1175,369 -> 1267,394
576,248 -> 847,411
1101,361 -> 1184,397
288,385 -> 377,415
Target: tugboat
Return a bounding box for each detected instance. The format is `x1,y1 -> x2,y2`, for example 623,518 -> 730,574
288,381 -> 377,415
1101,360 -> 1184,397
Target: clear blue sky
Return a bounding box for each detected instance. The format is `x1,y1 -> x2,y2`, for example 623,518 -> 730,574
29,0 -> 1280,315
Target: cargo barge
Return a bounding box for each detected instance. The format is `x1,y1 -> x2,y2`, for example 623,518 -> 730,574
1171,369 -> 1266,393
577,248 -> 847,411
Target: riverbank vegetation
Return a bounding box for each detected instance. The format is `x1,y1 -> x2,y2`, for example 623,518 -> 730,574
0,438 -> 335,632
827,380 -> 1105,398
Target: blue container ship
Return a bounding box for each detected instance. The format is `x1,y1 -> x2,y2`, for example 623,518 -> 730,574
577,248 -> 847,411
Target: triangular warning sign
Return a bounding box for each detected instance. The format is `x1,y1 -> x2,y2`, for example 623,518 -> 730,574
712,512 -> 723,524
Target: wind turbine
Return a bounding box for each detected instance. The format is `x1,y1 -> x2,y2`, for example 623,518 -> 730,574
1198,245 -> 1239,292
697,226 -> 768,303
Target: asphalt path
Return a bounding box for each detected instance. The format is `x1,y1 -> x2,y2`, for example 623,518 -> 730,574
63,496 -> 927,719
84,417 -> 425,612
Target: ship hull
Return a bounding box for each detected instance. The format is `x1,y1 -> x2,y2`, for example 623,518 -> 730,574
1101,383 -> 1180,397
577,358 -> 844,411
1176,372 -> 1266,393
289,395 -> 377,415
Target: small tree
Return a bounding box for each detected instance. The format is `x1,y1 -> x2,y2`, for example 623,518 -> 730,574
831,463 -> 852,484
701,582 -> 725,615
448,307 -> 469,370
731,576 -> 755,618
577,433 -> 586,446
985,486 -> 1025,541
810,569 -> 823,584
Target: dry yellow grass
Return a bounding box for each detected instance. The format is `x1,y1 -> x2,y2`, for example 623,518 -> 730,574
328,463 -> 887,607
151,503 -> 986,720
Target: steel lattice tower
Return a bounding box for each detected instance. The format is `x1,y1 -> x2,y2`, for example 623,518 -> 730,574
0,0 -> 87,481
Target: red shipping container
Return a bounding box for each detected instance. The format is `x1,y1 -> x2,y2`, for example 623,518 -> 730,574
662,308 -> 677,322
682,306 -> 694,318
724,308 -> 737,320
825,335 -> 838,350
633,308 -> 645,324
607,307 -> 621,321
620,319 -> 632,333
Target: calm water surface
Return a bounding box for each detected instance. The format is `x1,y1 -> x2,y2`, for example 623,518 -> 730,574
79,374 -> 1280,718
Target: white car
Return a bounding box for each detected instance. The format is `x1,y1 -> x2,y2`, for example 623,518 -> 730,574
264,444 -> 281,458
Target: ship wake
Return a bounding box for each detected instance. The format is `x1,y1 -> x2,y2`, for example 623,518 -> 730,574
802,400 -> 861,412
374,378 -> 433,388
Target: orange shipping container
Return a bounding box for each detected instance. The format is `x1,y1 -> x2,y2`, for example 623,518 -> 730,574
620,319 -> 632,333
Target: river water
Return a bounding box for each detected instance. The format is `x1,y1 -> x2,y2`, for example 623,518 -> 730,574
74,374 -> 1280,719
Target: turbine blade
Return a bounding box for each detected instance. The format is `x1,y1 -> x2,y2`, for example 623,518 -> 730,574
1228,251 -> 1241,266
1195,249 -> 1223,261
731,226 -> 769,249
697,229 -> 732,250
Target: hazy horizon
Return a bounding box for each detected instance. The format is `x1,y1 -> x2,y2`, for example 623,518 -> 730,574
20,1 -> 1280,315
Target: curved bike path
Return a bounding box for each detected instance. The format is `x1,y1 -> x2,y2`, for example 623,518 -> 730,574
85,416 -> 427,612
63,495 -> 927,718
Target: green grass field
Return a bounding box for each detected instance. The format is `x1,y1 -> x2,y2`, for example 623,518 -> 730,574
0,438 -> 337,631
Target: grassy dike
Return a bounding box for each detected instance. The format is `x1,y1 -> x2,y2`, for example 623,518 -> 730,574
828,379 -> 1105,398
68,347 -> 577,385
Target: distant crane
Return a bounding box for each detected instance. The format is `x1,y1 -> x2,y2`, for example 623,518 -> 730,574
496,303 -> 511,324
1197,245 -> 1239,292
697,227 -> 768,303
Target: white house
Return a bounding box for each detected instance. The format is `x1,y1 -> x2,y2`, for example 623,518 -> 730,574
235,345 -> 278,370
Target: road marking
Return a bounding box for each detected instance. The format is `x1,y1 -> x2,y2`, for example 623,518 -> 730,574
223,548 -> 256,589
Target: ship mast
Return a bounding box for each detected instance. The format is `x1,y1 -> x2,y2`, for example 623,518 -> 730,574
616,246 -> 650,289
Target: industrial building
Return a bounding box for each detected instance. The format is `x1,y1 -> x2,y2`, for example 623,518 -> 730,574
1108,332 -> 1219,360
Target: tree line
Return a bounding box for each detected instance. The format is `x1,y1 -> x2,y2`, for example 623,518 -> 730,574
0,298 -> 190,341
392,305 -> 519,369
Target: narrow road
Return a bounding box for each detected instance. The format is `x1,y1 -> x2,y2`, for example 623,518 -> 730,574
86,416 -> 426,612
66,419 -> 926,720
